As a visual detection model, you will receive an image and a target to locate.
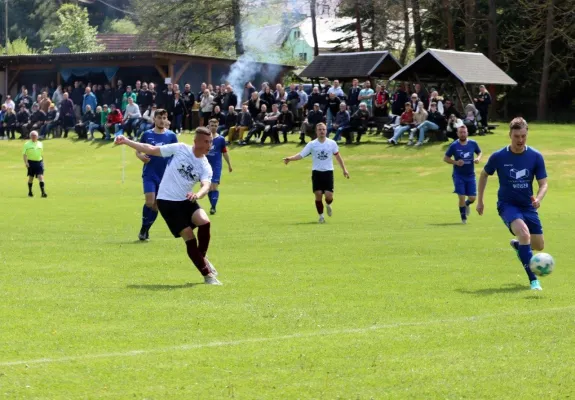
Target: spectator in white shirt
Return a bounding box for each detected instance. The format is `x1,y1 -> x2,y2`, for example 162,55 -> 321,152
123,97 -> 142,139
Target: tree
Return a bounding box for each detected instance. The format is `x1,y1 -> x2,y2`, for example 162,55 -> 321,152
463,0 -> 476,50
231,0 -> 245,56
310,0 -> 319,57
411,0 -> 424,55
101,18 -> 139,34
537,0 -> 555,120
399,0 -> 412,64
0,37 -> 38,55
442,0 -> 455,49
354,0 -> 365,51
43,4 -> 104,53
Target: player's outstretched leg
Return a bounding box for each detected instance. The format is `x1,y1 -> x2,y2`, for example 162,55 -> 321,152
190,209 -> 221,284
325,191 -> 334,217
510,219 -> 541,290
315,191 -> 325,223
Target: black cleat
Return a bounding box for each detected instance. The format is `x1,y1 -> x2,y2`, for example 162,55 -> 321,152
210,207 -> 216,215
41,193 -> 47,198
28,192 -> 33,197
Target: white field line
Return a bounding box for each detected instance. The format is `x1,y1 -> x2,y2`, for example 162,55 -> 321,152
1,305 -> 574,367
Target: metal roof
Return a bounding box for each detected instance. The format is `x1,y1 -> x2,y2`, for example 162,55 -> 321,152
389,48 -> 517,85
299,51 -> 402,79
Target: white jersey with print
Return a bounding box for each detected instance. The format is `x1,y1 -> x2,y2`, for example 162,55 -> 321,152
157,143 -> 213,201
299,138 -> 340,171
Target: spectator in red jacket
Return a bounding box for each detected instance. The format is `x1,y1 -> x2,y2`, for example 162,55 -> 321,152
105,104 -> 123,140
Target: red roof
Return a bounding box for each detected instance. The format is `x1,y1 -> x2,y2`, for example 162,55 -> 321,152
96,34 -> 157,51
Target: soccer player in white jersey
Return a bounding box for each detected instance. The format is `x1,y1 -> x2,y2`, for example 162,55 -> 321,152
283,123 -> 350,223
114,127 -> 222,285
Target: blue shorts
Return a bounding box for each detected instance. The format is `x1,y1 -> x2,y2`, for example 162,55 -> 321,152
143,175 -> 161,194
498,203 -> 543,235
452,175 -> 476,196
211,168 -> 222,184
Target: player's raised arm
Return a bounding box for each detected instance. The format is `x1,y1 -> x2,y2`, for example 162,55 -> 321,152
334,152 -> 350,178
115,135 -> 162,157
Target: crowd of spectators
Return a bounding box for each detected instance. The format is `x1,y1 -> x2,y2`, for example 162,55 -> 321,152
0,78 -> 492,146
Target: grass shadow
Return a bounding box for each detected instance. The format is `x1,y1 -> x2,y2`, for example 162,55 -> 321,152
290,221 -> 323,225
127,282 -> 199,291
455,283 -> 526,296
428,222 -> 465,227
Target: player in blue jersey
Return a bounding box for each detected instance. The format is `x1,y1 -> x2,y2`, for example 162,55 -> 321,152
137,108 -> 178,240
443,125 -> 482,224
206,118 -> 233,215
477,117 -> 549,290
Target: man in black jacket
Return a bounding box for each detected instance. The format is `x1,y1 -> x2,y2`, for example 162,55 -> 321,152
473,85 -> 492,132
271,103 -> 294,144
299,103 -> 324,144
344,103 -> 370,144
325,93 -> 341,131
241,104 -> 268,145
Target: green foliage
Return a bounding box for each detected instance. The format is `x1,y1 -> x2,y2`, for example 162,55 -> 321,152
101,18 -> 140,35
0,37 -> 38,55
43,4 -> 104,54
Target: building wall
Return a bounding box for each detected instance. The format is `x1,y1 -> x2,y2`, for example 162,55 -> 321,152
284,28 -> 314,64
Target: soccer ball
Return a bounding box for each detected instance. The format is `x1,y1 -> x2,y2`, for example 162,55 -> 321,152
529,253 -> 555,277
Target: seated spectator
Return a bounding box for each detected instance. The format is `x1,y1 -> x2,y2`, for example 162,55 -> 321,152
76,105 -> 96,139
428,91 -> 444,115
271,103 -> 294,143
219,105 -> 238,137
343,103 -> 370,144
408,102 -> 445,146
329,102 -> 350,142
299,103 -> 324,144
41,104 -> 60,139
407,101 -> 428,144
123,97 -> 142,139
260,103 -> 281,144
88,105 -> 106,140
463,104 -> 480,136
16,104 -> 31,139
446,114 -> 464,141
388,102 -> 415,144
325,92 -> 342,131
227,104 -> 252,144
3,106 -> 17,140
211,105 -> 225,131
241,104 -> 268,145
0,104 -> 5,139
373,85 -> 391,118
105,104 -> 123,140
443,99 -> 461,119
138,104 -> 156,136
121,86 -> 137,112
27,104 -> 46,139
246,91 -> 267,120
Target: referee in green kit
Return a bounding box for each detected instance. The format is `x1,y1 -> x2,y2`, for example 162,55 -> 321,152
23,130 -> 47,198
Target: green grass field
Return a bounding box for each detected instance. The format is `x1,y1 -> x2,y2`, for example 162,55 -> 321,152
1,125 -> 575,399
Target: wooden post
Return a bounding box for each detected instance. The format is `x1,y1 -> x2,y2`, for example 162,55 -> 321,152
56,71 -> 61,87
207,63 -> 212,85
174,61 -> 191,85
168,61 -> 174,82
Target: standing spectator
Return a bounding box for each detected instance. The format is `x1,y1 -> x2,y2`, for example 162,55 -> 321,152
3,106 -> 17,139
59,92 -> 75,139
199,89 -> 214,127
299,103 -> 323,144
474,85 -> 492,133
373,84 -> 391,118
52,86 -> 64,108
169,91 -> 187,134
138,104 -> 156,136
260,86 -> 275,109
296,85 -> 308,123
71,81 -> 84,122
102,83 -> 115,108
114,79 -> 125,109
16,104 -> 31,138
121,86 -> 137,112
325,92 -> 342,131
4,95 -> 16,110
347,79 -> 361,114
82,87 -> 97,115
358,81 -> 375,116
414,83 -> 429,108
391,83 -> 409,120
181,83 -> 195,128
19,89 -> 33,110
428,91 -> 445,115
287,83 -> 300,120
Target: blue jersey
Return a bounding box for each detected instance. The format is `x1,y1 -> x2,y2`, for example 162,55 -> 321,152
206,135 -> 227,171
484,145 -> 547,208
139,129 -> 178,178
445,139 -> 481,177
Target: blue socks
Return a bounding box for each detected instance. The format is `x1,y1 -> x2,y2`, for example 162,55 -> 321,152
209,190 -> 220,210
459,206 -> 466,220
518,244 -> 537,282
142,205 -> 158,229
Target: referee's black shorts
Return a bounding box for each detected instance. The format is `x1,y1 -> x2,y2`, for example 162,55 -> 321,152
311,170 -> 334,193
157,199 -> 202,238
27,160 -> 44,178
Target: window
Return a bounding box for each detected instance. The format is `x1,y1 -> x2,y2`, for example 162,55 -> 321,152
293,30 -> 300,39
299,53 -> 307,62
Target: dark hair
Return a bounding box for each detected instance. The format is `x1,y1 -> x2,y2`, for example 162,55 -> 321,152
155,109 -> 168,117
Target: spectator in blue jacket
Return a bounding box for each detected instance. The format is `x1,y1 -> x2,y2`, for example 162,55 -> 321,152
329,102 -> 350,142
82,87 -> 97,115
